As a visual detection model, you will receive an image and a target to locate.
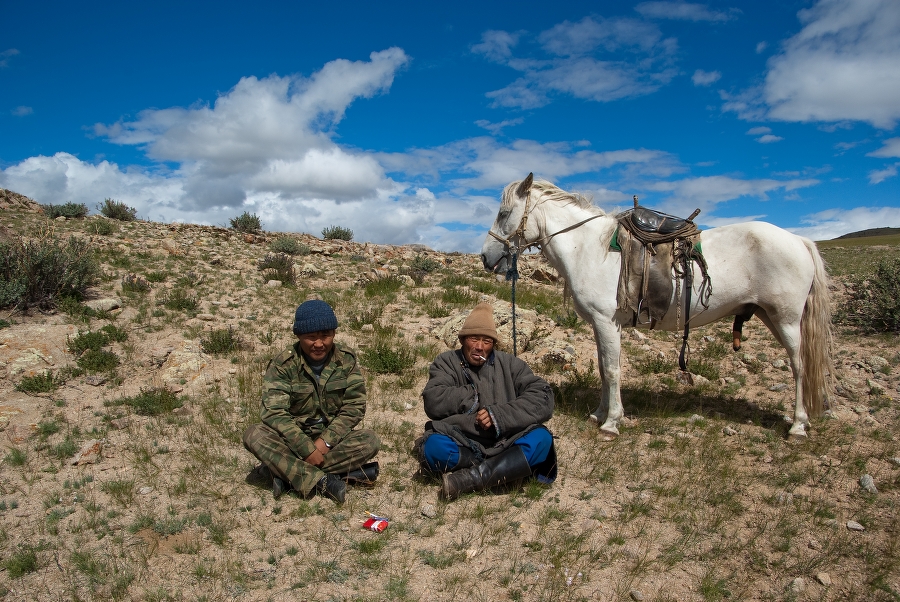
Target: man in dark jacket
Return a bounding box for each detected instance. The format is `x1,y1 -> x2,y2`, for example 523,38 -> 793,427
243,300 -> 380,504
419,302 -> 557,500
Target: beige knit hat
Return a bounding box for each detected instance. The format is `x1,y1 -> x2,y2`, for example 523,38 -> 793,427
458,303 -> 498,342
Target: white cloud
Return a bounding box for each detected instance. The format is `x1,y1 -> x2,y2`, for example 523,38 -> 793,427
755,41 -> 768,54
762,0 -> 900,128
756,134 -> 783,143
481,17 -> 678,109
0,48 -> 19,68
746,126 -> 772,135
471,30 -> 521,62
645,174 -> 819,217
867,137 -> 900,158
692,69 -> 721,86
11,106 -> 33,116
474,118 -> 524,135
868,164 -> 898,184
790,205 -> 900,240
635,2 -> 738,22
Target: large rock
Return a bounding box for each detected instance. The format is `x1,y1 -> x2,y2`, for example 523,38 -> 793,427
435,302 -> 544,352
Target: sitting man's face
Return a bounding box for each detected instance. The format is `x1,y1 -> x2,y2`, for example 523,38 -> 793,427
298,329 -> 336,362
461,335 -> 494,367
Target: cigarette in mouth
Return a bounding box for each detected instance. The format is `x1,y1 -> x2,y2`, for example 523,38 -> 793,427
474,355 -> 487,361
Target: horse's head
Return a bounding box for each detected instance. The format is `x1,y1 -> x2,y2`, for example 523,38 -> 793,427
481,173 -> 534,274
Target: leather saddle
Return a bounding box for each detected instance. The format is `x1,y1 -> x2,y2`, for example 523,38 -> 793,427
629,206 -> 697,236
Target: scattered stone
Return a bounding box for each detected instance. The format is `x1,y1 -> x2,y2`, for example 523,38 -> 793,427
860,474 -> 878,494
867,379 -> 884,395
846,520 -> 865,531
172,405 -> 192,416
70,439 -> 103,465
196,313 -> 216,321
865,355 -> 889,372
808,538 -> 821,550
776,492 -> 794,505
421,503 -> 437,518
816,572 -> 832,586
723,426 -> 738,436
769,383 -> 789,392
138,486 -> 154,495
109,417 -> 130,430
266,280 -> 282,288
688,414 -> 704,424
629,590 -> 645,601
84,375 -> 107,386
85,298 -> 121,312
790,577 -> 806,594
890,457 -> 900,467
530,268 -> 558,283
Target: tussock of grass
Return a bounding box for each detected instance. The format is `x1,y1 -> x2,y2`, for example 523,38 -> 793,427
16,370 -> 65,394
112,387 -> 183,416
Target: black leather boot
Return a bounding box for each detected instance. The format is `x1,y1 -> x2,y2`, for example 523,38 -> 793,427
440,446 -> 532,501
316,474 -> 347,504
340,462 -> 380,485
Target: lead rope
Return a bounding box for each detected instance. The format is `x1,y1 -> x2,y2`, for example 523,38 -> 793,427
506,244 -> 520,356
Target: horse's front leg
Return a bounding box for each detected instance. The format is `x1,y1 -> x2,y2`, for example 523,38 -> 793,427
588,319 -> 623,440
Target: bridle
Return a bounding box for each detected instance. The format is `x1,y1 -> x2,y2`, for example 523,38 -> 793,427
485,187 -> 606,355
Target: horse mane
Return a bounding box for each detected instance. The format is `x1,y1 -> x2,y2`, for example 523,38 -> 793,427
501,178 -> 605,216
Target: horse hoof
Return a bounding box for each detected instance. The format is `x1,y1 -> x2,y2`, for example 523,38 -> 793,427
588,414 -> 599,424
787,431 -> 808,442
599,427 -> 619,441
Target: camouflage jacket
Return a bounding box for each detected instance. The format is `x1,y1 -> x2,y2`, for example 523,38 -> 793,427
260,341 -> 366,460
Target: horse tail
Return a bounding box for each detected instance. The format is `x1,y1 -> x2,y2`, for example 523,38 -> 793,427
800,238 -> 834,417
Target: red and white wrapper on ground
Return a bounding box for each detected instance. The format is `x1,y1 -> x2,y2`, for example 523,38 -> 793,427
362,512 -> 389,532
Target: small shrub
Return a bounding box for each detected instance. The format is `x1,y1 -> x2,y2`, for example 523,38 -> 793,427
0,235 -> 100,309
410,254 -> 442,273
68,325 -> 127,355
257,253 -> 295,286
77,349 -> 120,373
322,225 -> 353,241
4,448 -> 27,466
362,340 -> 415,374
687,357 -> 720,381
270,236 -> 309,256
230,211 -> 262,233
145,271 -> 169,283
442,287 -> 476,306
554,310 -> 581,329
86,218 -> 116,235
201,327 -> 246,355
4,545 -> 38,578
837,257 -> 900,333
122,273 -> 151,294
16,371 -> 64,394
364,276 -> 404,298
115,388 -> 183,416
42,202 -> 89,219
347,306 -> 384,330
634,354 -> 675,375
160,289 -> 199,312
0,319 -> 10,329
98,198 -> 138,221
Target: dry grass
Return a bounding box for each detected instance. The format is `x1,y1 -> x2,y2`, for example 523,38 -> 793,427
0,207 -> 898,601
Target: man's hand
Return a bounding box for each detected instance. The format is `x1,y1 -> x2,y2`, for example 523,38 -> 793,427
475,408 -> 493,430
304,448 -> 325,467
304,438 -> 331,467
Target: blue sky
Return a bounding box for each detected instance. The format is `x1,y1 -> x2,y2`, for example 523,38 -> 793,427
1,0 -> 899,251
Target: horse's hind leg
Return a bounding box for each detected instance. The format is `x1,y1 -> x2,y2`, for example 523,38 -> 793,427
588,319 -> 624,440
755,308 -> 807,438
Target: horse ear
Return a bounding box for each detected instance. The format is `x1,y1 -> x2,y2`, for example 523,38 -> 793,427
516,173 -> 534,198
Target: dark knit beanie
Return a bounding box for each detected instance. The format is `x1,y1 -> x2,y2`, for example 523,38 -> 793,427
458,302 -> 498,342
293,300 -> 338,335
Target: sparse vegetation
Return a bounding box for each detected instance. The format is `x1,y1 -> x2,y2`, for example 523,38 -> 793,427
98,198 -> 138,221
0,199 -> 898,601
16,370 -> 65,394
322,225 -> 353,241
270,235 -> 310,256
837,256 -> 900,333
257,252 -> 296,286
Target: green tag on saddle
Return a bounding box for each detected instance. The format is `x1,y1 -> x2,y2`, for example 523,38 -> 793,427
610,227 -> 621,252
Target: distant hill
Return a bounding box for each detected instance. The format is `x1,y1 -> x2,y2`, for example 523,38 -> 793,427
834,227 -> 900,239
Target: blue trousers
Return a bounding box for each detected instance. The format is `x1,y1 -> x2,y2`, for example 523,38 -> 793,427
422,427 -> 552,473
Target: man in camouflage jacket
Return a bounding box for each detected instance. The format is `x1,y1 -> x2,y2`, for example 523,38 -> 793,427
243,300 -> 380,503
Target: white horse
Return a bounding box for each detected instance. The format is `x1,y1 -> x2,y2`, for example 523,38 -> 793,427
481,174 -> 833,439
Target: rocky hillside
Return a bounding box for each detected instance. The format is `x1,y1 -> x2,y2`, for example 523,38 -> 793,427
1,192 -> 899,601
